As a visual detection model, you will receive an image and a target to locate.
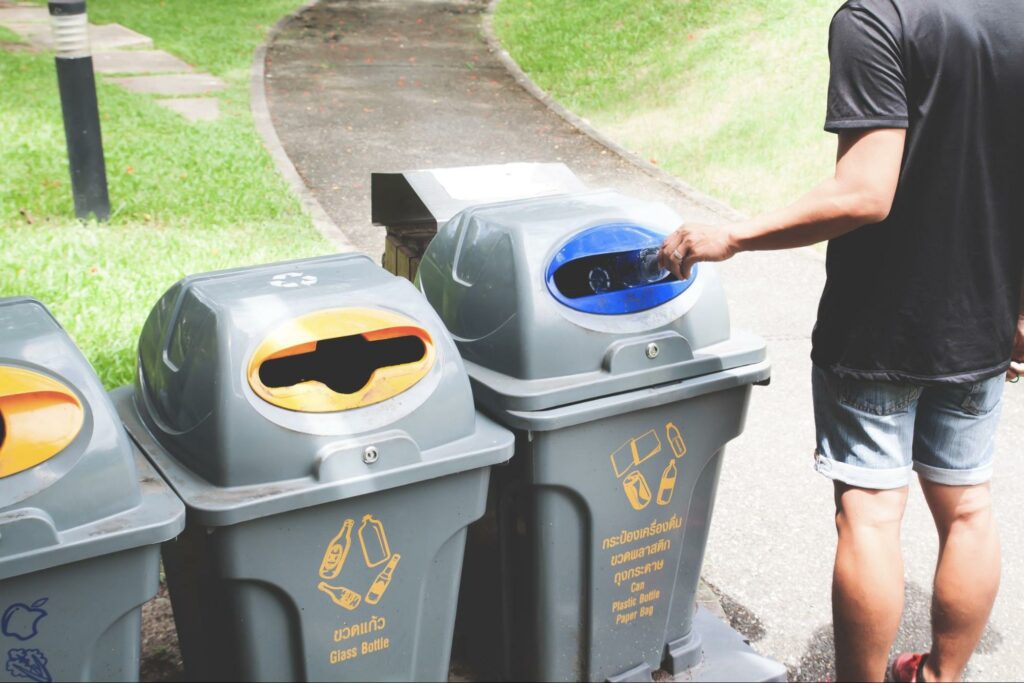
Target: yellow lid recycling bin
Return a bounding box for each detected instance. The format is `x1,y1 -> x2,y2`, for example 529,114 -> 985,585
0,297 -> 185,683
113,253 -> 514,681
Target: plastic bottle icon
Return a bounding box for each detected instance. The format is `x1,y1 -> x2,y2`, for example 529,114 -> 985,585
623,471 -> 652,511
666,422 -> 687,459
317,582 -> 362,611
657,459 -> 678,506
365,553 -> 401,605
359,515 -> 391,568
319,518 -> 354,580
619,247 -> 669,287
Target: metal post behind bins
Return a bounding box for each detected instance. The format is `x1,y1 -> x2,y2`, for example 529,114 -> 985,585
48,0 -> 110,221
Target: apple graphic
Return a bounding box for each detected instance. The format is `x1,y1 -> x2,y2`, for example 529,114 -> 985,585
2,599 -> 48,642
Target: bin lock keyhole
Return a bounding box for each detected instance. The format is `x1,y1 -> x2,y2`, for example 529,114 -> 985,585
646,343 -> 660,360
363,446 -> 379,464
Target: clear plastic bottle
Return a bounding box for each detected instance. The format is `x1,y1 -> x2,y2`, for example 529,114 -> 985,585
619,248 -> 669,287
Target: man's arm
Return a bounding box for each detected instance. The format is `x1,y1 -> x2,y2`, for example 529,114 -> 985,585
658,127 -> 906,279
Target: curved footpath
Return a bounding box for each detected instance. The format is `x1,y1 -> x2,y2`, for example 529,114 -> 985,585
261,1 -> 1022,680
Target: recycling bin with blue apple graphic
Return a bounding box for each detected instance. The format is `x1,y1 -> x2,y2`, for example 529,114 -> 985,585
0,297 -> 185,683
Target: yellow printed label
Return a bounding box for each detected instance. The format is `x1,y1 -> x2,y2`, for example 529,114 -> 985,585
318,513 -> 401,666
0,367 -> 84,478
602,515 -> 682,626
602,420 -> 691,626
609,422 -> 686,512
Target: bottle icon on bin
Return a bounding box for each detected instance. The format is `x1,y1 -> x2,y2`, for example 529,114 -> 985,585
359,515 -> 391,568
666,422 -> 686,458
365,554 -> 401,605
317,582 -> 363,611
657,459 -> 677,506
316,514 -> 402,611
319,519 -> 354,580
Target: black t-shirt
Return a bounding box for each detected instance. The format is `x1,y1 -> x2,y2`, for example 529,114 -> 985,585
813,0 -> 1024,383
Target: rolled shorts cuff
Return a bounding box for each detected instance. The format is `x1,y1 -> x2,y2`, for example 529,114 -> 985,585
814,451 -> 912,490
913,460 -> 994,486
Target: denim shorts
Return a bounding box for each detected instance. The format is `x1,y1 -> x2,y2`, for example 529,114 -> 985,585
812,365 -> 1005,489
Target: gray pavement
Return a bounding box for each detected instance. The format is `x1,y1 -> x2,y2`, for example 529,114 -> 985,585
263,1 -> 1023,680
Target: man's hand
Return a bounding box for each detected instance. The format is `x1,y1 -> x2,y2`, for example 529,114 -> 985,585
1007,317 -> 1024,382
658,223 -> 738,280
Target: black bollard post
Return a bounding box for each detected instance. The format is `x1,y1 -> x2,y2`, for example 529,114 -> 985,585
49,0 -> 110,221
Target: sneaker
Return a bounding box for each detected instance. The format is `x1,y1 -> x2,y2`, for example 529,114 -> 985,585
889,652 -> 929,682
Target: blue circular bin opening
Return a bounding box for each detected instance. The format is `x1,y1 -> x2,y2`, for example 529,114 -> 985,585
545,223 -> 697,315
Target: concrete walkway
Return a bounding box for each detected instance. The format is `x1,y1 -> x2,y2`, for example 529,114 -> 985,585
0,1 -> 221,122
263,1 -> 1023,680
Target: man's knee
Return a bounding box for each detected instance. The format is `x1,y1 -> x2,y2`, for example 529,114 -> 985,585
834,483 -> 909,537
922,481 -> 994,535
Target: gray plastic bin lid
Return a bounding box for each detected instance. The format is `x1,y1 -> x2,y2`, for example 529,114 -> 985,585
416,191 -> 769,415
0,297 -> 185,582
123,253 -> 514,527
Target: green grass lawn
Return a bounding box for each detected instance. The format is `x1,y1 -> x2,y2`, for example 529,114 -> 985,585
493,0 -> 841,217
0,1 -> 332,388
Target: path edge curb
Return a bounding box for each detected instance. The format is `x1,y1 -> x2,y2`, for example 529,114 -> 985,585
250,0 -> 356,250
481,0 -> 745,224
481,0 -> 825,266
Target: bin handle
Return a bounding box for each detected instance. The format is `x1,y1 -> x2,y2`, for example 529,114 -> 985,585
0,367 -> 84,478
247,308 -> 436,413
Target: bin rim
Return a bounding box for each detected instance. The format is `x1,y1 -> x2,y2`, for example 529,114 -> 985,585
465,329 -> 768,415
0,296 -> 186,582
113,387 -> 514,527
0,444 -> 186,581
480,358 -> 771,432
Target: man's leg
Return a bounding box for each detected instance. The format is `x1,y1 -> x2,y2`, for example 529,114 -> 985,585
919,481 -> 1000,682
832,482 -> 909,682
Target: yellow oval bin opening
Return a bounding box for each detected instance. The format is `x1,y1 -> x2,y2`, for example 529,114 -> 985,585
0,366 -> 85,478
248,308 -> 437,413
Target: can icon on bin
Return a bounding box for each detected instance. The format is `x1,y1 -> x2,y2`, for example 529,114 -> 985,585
622,471 -> 652,511
115,254 -> 514,682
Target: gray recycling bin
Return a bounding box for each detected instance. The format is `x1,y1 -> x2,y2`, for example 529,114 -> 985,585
113,253 -> 515,682
418,191 -> 787,682
0,297 -> 185,683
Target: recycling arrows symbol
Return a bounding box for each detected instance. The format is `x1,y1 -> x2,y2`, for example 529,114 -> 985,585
269,272 -> 318,288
